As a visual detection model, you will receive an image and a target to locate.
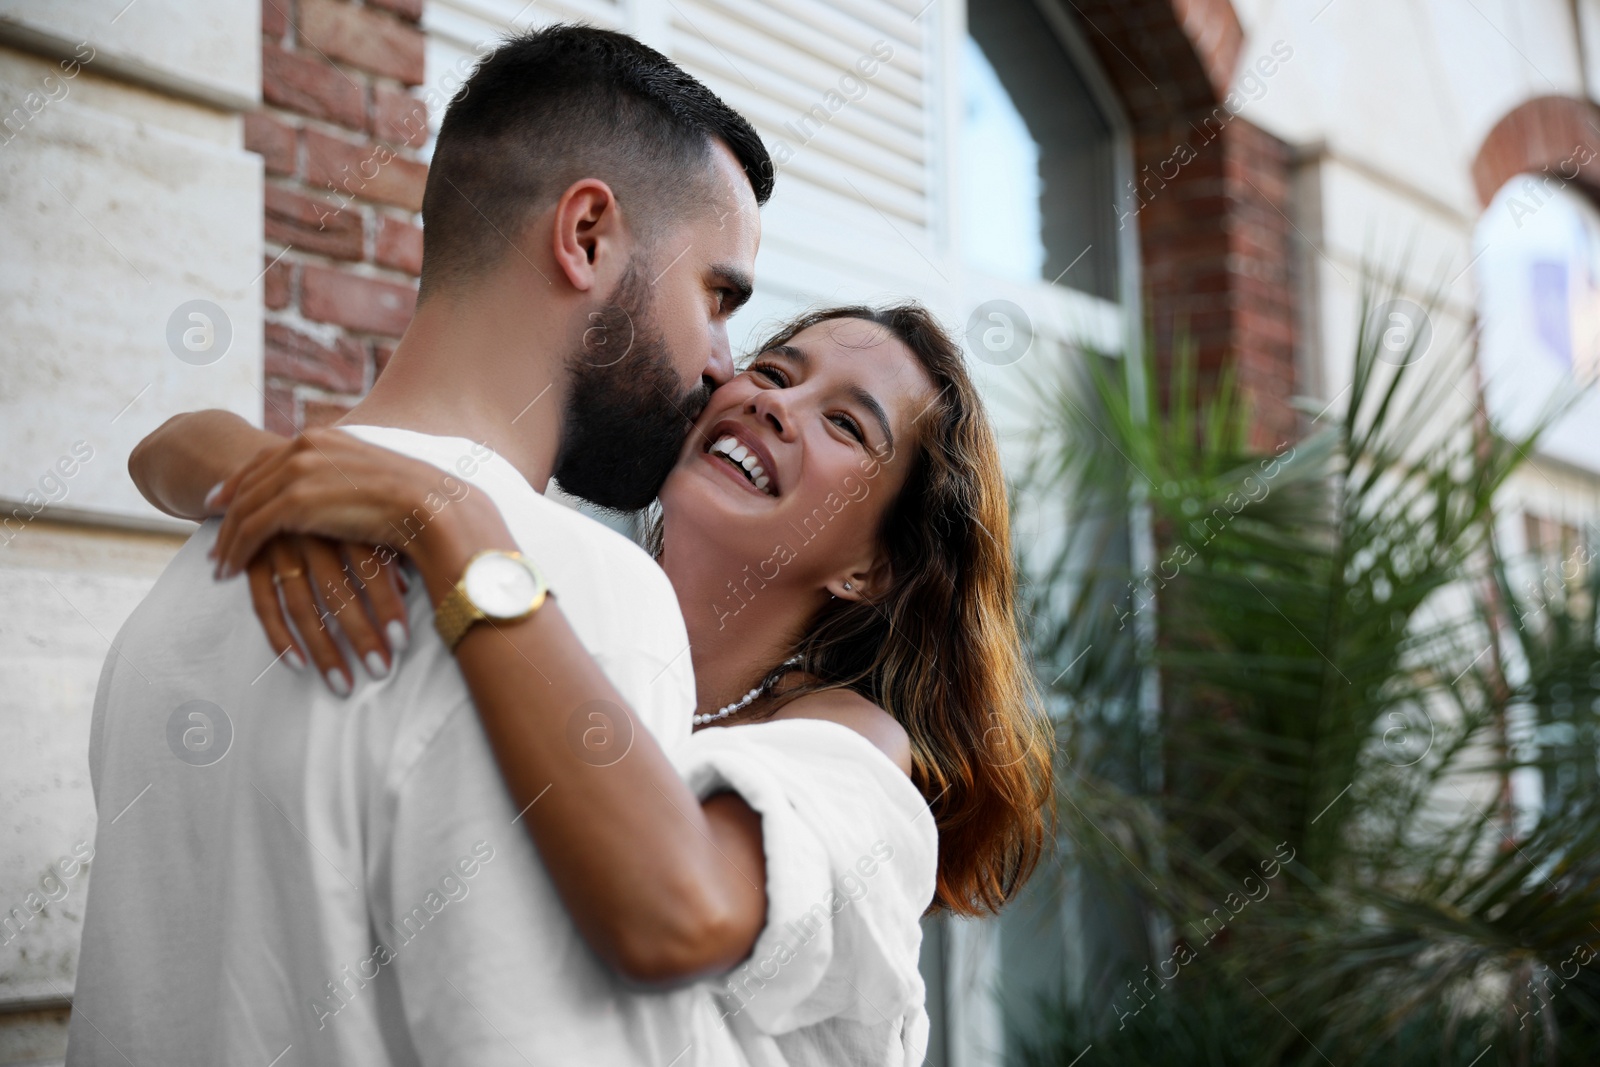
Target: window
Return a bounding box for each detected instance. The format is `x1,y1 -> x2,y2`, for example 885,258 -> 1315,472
961,0 -> 1119,299
1476,180 -> 1600,475
922,6 -> 1134,1065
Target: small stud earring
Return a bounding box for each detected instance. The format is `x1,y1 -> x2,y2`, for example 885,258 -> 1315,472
843,581 -> 853,592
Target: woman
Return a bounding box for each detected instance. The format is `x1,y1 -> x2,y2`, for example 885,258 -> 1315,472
132,304 -> 1052,1064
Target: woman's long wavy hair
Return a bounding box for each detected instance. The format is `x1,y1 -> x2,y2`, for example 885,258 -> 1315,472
656,303 -> 1055,916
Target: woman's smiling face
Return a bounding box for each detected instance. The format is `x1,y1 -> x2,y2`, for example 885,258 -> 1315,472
658,316 -> 939,595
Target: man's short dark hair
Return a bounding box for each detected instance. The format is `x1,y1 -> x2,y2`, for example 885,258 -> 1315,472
418,24 -> 773,298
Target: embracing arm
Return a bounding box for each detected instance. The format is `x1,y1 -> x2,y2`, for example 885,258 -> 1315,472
459,592 -> 770,982
129,410 -> 284,520
421,500 -> 771,983
208,432 -> 914,984
131,412 -> 407,688
208,432 -> 769,984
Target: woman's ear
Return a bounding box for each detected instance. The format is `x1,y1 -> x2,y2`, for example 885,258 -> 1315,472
826,555 -> 892,601
550,178 -> 623,292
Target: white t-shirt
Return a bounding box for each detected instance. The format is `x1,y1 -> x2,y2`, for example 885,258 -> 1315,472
68,426 -> 738,1066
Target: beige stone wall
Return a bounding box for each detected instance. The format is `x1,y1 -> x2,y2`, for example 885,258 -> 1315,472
0,44 -> 262,524
0,1 -> 260,1060
0,525 -> 186,1009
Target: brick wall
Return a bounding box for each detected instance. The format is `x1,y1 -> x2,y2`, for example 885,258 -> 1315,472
1072,0 -> 1300,451
248,0 -> 429,434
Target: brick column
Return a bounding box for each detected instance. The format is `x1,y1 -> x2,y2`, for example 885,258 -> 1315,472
1135,116 -> 1297,450
247,0 -> 429,433
1072,0 -> 1300,451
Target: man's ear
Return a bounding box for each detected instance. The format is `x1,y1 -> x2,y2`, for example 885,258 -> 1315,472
550,178 -> 625,292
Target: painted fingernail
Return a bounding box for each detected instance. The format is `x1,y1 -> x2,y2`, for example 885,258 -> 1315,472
364,650 -> 390,680
204,481 -> 226,510
286,648 -> 306,670
326,669 -> 352,698
386,620 -> 409,655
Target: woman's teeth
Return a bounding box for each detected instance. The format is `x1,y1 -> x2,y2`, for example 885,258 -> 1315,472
710,435 -> 773,494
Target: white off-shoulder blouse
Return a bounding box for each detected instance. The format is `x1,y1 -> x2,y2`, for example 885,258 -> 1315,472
675,717 -> 940,1067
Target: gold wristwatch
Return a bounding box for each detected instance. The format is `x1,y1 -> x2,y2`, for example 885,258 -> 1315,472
434,549 -> 549,652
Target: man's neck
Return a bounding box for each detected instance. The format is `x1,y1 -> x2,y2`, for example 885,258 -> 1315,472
341,290 -> 566,492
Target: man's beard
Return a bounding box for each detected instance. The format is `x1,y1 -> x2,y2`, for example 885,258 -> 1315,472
553,260 -> 712,513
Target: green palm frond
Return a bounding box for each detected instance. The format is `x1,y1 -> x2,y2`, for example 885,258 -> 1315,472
1015,273 -> 1598,1064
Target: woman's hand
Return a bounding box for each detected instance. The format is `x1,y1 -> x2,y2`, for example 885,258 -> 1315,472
208,429 -> 517,692
209,429 -> 465,572
244,535 -> 411,695
130,412 -> 422,690
128,410 -> 286,521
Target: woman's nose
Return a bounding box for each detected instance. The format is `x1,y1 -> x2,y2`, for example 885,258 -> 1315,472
747,389 -> 796,440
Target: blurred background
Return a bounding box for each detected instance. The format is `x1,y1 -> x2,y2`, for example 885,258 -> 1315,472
1,0 -> 1598,1063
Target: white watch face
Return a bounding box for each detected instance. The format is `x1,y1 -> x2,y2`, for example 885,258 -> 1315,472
463,553 -> 540,619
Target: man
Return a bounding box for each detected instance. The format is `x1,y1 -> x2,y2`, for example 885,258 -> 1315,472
68,25 -> 769,1065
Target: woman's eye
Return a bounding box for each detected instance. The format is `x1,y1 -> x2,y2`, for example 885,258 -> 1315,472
752,363 -> 788,386
831,413 -> 865,443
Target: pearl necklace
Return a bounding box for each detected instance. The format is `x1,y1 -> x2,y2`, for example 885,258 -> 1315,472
693,657 -> 802,727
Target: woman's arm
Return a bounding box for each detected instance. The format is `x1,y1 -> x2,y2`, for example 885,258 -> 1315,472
210,431 -> 769,983
420,497 -> 771,983
130,412 -> 407,688
129,410 -> 284,520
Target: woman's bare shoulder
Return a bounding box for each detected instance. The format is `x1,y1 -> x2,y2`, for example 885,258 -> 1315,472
766,689 -> 913,776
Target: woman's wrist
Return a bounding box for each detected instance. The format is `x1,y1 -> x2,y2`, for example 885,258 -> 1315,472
130,412 -> 284,521
405,487 -> 518,604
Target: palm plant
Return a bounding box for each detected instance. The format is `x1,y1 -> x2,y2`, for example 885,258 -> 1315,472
1014,278 -> 1600,1066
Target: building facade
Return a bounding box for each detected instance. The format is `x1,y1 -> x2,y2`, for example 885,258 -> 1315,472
2,0 -> 1597,1061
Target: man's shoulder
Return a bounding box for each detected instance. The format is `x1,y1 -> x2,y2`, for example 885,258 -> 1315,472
518,490 -> 643,553
514,495 -> 671,597
338,423 -> 489,478
339,424 -> 674,602
338,423 -> 685,668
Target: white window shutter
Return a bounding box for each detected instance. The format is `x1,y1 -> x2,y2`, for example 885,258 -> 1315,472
668,0 -> 933,234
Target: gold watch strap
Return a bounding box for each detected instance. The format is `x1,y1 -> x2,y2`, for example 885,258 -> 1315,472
433,550 -> 549,653
433,582 -> 483,652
